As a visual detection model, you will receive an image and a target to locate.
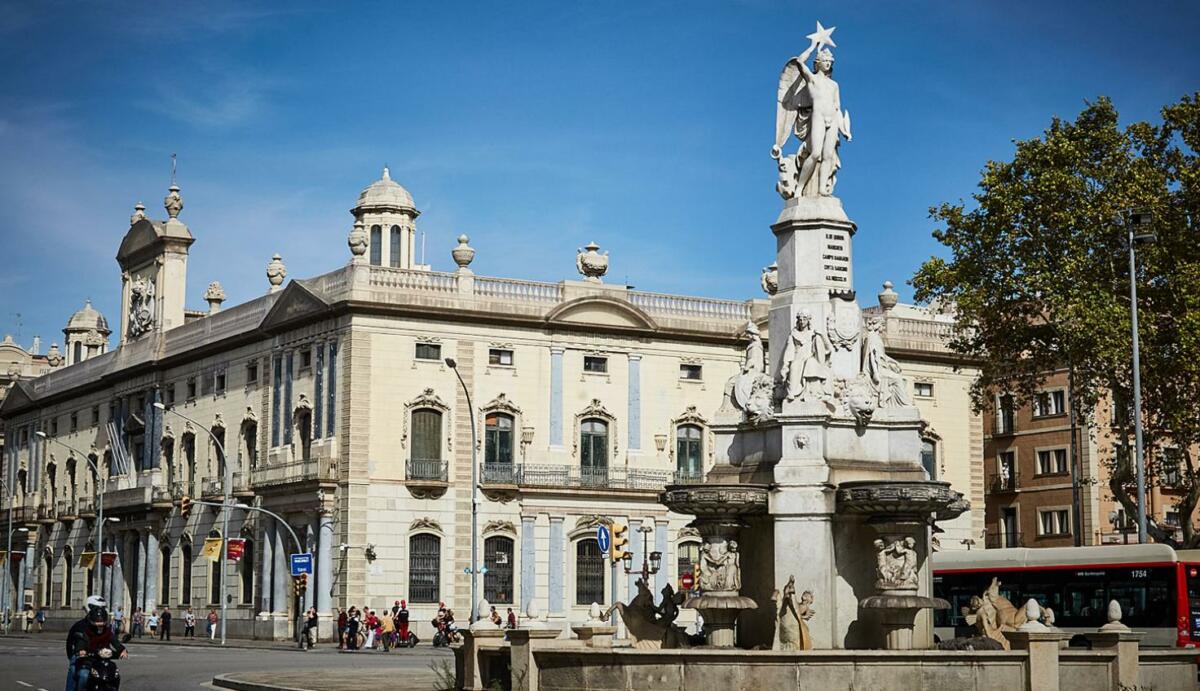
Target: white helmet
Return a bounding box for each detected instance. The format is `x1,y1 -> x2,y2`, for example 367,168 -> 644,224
85,595 -> 107,612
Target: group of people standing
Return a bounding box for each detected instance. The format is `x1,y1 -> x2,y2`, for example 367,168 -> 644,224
336,600 -> 414,651
109,606 -> 219,641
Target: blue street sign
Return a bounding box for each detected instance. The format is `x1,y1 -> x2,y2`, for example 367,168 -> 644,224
596,525 -> 611,553
290,553 -> 313,577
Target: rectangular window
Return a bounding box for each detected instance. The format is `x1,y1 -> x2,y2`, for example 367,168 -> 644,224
272,355 -> 282,447
326,340 -> 337,435
679,364 -> 703,380
1038,509 -> 1071,536
300,348 -> 312,370
186,377 -> 197,400
1165,511 -> 1181,527
165,385 -> 176,406
488,348 -> 513,366
914,382 -> 934,398
314,344 -> 325,440
70,413 -> 78,433
215,370 -> 226,395
996,394 -> 1015,434
91,406 -> 100,426
284,352 -> 294,445
1161,449 -> 1182,486
409,534 -> 441,603
583,355 -> 608,373
1033,390 -> 1066,417
415,342 -> 441,361
200,370 -> 213,396
51,418 -> 59,436
246,361 -> 259,385
1037,448 -> 1068,475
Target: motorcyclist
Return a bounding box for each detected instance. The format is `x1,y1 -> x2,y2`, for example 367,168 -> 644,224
65,596 -> 127,691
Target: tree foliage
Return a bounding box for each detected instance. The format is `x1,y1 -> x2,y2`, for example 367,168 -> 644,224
912,95 -> 1200,545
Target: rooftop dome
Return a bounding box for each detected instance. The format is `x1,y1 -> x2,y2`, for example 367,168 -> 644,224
353,166 -> 416,214
65,300 -> 111,334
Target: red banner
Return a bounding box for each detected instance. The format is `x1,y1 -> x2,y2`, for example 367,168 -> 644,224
226,538 -> 245,561
101,552 -> 118,567
9,551 -> 24,563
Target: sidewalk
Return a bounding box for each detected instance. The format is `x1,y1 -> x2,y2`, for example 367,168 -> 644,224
1,631 -> 308,652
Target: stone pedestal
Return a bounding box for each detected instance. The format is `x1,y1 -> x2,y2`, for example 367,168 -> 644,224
1006,630 -> 1071,691
460,629 -> 505,691
570,624 -> 616,648
507,628 -> 562,691
1085,630 -> 1144,689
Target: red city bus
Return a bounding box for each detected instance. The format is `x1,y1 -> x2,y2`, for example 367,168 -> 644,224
933,544 -> 1200,648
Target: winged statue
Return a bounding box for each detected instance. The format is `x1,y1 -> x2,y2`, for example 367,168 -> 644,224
772,22 -> 852,200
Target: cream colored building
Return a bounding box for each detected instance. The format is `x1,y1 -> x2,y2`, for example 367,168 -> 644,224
0,169 -> 982,637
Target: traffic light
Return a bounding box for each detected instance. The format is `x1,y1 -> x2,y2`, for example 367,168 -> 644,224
180,496 -> 192,518
611,522 -> 630,563
293,574 -> 307,597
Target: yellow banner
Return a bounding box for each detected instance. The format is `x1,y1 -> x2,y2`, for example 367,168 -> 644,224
202,538 -> 223,562
79,551 -> 97,569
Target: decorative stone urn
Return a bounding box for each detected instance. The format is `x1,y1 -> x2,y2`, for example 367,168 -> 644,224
204,281 -> 226,314
661,483 -> 769,647
836,480 -> 966,650
576,242 -> 609,282
452,234 -> 475,272
877,281 -> 898,311
347,220 -> 368,261
266,254 -> 287,293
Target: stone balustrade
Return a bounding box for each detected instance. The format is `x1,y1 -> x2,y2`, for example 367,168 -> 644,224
250,457 -> 336,489
479,462 -> 671,492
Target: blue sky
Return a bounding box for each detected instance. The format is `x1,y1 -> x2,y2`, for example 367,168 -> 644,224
0,0 -> 1197,349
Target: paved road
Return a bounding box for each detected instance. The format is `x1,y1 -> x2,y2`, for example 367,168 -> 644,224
0,635 -> 451,691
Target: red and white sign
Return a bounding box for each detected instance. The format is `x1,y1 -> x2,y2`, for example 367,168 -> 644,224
680,572 -> 695,591
226,538 -> 246,562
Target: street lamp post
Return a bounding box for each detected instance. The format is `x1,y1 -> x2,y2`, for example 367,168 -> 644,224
621,524 -> 661,585
445,357 -> 480,623
1125,211 -> 1155,544
37,433 -> 108,605
154,403 -> 231,645
0,472 -> 29,635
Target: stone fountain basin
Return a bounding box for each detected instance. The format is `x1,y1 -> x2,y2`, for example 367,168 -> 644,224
860,594 -> 949,611
683,594 -> 759,611
835,480 -> 967,521
660,483 -> 770,517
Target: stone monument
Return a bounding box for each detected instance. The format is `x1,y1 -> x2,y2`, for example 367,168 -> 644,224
666,20 -> 966,651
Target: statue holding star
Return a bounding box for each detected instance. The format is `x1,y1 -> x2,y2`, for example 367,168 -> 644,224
772,21 -> 852,200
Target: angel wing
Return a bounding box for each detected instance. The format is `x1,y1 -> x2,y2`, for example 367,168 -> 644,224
774,59 -> 809,155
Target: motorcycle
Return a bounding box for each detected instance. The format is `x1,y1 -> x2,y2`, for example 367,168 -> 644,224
431,620 -> 460,647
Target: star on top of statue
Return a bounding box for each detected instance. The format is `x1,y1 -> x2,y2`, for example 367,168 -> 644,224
806,21 -> 837,51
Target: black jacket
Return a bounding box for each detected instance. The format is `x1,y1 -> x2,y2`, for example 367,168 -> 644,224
66,618 -> 126,661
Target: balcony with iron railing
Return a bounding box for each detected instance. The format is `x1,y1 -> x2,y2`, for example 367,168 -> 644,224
672,469 -> 706,485
984,531 -> 1024,549
250,457 -> 337,490
77,496 -> 95,517
479,463 -> 672,493
988,473 -> 1019,494
57,498 -> 77,521
407,459 -> 449,483
36,503 -> 57,523
170,480 -> 196,501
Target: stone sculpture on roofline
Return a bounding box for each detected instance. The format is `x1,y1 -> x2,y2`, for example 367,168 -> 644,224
660,19 -> 967,651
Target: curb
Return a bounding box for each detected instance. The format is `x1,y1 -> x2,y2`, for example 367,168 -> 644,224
212,674 -> 312,691
1,632 -> 306,653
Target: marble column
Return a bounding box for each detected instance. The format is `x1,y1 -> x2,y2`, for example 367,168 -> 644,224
304,519 -> 316,610
627,354 -> 642,451
145,531 -> 159,612
548,517 -> 564,615
520,516 -> 536,612
627,520 -> 642,598
135,532 -> 147,610
549,347 -> 564,448
260,523 -> 274,615
272,523 -> 287,615
317,513 -> 333,615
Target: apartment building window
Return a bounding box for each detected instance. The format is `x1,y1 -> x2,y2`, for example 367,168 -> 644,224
485,413 -> 514,467
679,364 -> 703,381
409,534 -> 441,603
583,355 -> 608,373
483,536 -> 514,604
215,369 -> 227,395
1033,390 -> 1066,418
996,394 -> 1015,434
314,345 -> 325,439
91,406 -> 99,426
580,419 -> 609,484
299,348 -> 312,370
575,539 -> 605,605
1038,509 -> 1071,537
1161,449 -> 1183,487
998,451 -> 1016,489
921,440 -> 938,480
1036,448 -> 1068,475
676,425 -> 703,480
200,370 -> 213,396
415,342 -> 442,361
51,418 -> 59,436
488,348 -> 514,366
271,355 -> 282,447
70,413 -> 78,433
186,377 -> 197,400
165,384 -> 176,406
246,361 -> 259,385
914,382 -> 934,398
1165,511 -> 1182,528
326,341 -> 338,435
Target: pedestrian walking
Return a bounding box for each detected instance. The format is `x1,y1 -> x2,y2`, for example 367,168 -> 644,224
207,609 -> 218,640
112,606 -> 124,635
160,607 -> 172,640
303,608 -> 318,649
183,607 -> 195,637
336,608 -> 347,649
132,608 -> 145,638
346,608 -> 360,650
364,609 -> 377,649
35,606 -> 46,633
380,610 -> 395,651
147,610 -> 159,637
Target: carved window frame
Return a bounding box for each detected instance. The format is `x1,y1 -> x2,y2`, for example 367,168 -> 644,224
573,399 -> 618,460
668,406 -> 713,467
478,393 -> 523,459
401,388 -> 453,455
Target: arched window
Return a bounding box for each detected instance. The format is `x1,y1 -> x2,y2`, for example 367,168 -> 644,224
409,534 -> 440,603
161,545 -> 171,607
73,341 -> 82,363
484,413 -> 514,467
66,457 -> 77,502
62,547 -> 74,607
208,532 -> 222,605
677,541 -> 700,583
182,434 -> 196,488
370,225 -> 382,266
410,409 -> 443,479
161,439 -> 175,488
47,463 -> 57,505
211,426 -> 226,478
180,543 -> 192,605
580,419 -> 608,486
242,420 -> 258,468
921,440 -> 937,480
240,537 -> 255,605
676,424 -> 703,481
43,552 -> 53,607
484,536 -> 514,604
390,225 -> 403,267
575,538 -> 605,605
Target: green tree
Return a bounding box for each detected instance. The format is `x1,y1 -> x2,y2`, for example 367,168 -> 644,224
912,95 -> 1200,546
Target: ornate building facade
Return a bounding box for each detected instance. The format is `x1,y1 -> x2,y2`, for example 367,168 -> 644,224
1,169 -> 983,637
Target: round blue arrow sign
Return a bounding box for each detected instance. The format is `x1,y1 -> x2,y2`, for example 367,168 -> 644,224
596,525 -> 611,553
